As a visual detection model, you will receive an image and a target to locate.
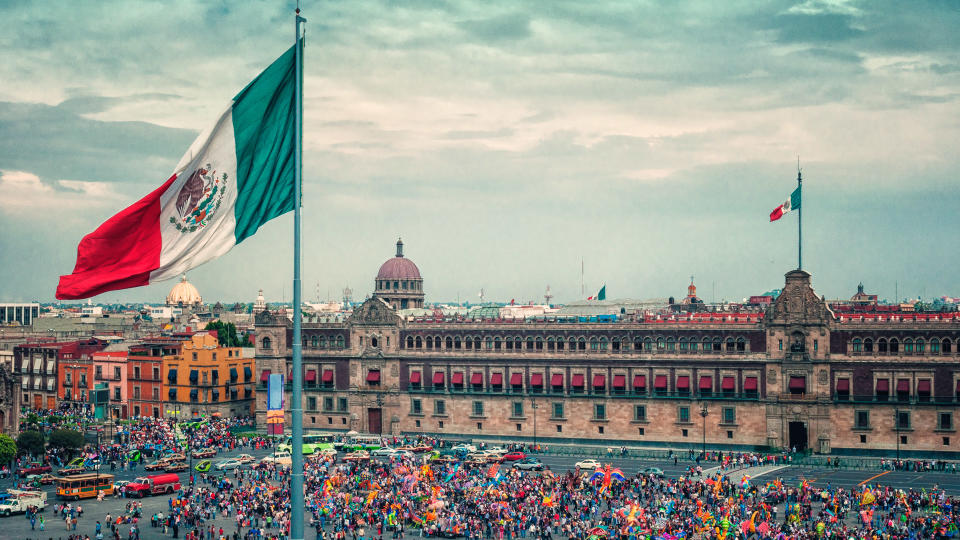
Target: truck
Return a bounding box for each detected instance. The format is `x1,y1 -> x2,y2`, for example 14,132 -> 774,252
0,489 -> 46,517
124,474 -> 182,498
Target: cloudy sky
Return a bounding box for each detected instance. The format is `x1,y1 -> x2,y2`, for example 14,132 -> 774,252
1,0 -> 958,305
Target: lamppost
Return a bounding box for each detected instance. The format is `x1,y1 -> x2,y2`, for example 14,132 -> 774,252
375,393 -> 384,436
894,407 -> 901,462
700,404 -> 709,457
531,399 -> 539,448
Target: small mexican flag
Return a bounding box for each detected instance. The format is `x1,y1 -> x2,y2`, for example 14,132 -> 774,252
57,43 -> 299,300
588,285 -> 606,301
769,186 -> 801,222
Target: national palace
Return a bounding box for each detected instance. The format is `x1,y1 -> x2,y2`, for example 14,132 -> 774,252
255,241 -> 960,457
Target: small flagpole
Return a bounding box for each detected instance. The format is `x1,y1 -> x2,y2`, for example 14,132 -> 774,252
291,5 -> 306,540
797,161 -> 802,270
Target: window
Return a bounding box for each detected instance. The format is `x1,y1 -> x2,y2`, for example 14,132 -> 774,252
133,387 -> 140,399
778,339 -> 783,351
307,397 -> 316,411
411,399 -> 422,415
896,411 -> 910,430
594,404 -> 606,420
95,366 -> 103,379
337,398 -> 348,412
598,426 -> 604,434
472,401 -> 484,417
512,401 -> 524,417
323,397 -> 333,411
556,425 -> 562,433
813,339 -> 818,352
516,423 -> 522,431
722,407 -> 736,424
856,411 -> 870,429
434,400 -> 446,415
552,402 -> 564,419
852,338 -> 862,353
477,422 -> 482,430
192,352 -> 198,361
939,412 -> 952,430
860,434 -> 867,443
634,405 -> 646,421
678,406 -> 690,423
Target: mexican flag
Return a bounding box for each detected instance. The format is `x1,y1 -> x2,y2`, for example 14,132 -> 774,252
588,285 -> 606,301
769,186 -> 801,222
56,43 -> 298,300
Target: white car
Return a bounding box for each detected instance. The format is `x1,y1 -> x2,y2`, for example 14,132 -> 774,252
370,447 -> 396,457
260,451 -> 292,465
215,459 -> 243,471
390,450 -> 415,460
575,459 -> 601,470
450,444 -> 477,453
486,446 -> 508,456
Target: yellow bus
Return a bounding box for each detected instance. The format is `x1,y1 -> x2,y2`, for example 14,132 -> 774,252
55,473 -> 115,500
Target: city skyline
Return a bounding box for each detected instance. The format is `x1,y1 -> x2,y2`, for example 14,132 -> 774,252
2,1 -> 959,303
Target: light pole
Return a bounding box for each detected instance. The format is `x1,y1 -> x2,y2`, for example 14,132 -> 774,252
700,404 -> 709,457
894,407 -> 901,462
531,399 -> 538,448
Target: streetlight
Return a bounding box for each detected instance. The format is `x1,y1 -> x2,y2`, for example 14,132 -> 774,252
531,399 -> 539,448
894,407 -> 901,462
699,404 -> 709,457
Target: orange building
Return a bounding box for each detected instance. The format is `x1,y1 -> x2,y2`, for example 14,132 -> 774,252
127,338 -> 185,419
165,332 -> 255,418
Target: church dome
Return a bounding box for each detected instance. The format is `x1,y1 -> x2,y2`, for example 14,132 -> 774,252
166,275 -> 203,306
376,238 -> 421,280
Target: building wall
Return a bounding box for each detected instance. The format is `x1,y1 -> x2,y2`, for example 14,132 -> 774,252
165,332 -> 255,418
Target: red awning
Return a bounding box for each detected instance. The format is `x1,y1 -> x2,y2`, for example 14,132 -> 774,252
322,369 -> 333,383
366,370 -> 380,383
612,375 -> 626,388
789,376 -> 806,391
305,369 -> 316,382
699,376 -> 713,390
510,373 -> 523,386
875,379 -> 889,392
409,371 -> 421,384
531,373 -> 543,387
260,370 -> 271,382
432,372 -> 445,385
633,375 -> 646,389
571,374 -> 585,387
491,373 -> 503,386
676,376 -> 690,390
452,372 -> 464,385
744,376 -> 758,391
896,379 -> 909,393
836,378 -> 850,392
654,375 -> 667,389
917,379 -> 931,393
593,374 -> 606,388
551,373 -> 563,387
471,372 -> 483,385
721,376 -> 735,391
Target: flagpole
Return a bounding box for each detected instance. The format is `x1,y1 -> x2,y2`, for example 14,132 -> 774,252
291,6 -> 306,540
797,168 -> 802,270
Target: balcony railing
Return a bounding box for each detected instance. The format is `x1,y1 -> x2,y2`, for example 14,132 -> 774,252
402,386 -> 762,401
834,394 -> 957,405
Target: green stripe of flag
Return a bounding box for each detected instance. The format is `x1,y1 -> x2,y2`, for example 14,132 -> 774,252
790,185 -> 801,211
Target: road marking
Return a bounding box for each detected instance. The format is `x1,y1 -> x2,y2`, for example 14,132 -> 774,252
858,470 -> 890,486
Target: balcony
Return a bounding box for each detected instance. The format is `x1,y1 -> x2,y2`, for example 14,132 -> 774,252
834,394 -> 957,406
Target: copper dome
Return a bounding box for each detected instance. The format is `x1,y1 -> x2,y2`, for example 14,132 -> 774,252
376,238 -> 421,280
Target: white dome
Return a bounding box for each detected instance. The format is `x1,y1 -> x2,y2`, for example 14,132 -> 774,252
167,275 -> 203,306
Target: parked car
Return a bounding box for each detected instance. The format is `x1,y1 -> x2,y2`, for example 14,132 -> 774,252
343,451 -> 371,462
164,461 -> 188,473
513,458 -> 544,471
191,448 -> 216,459
215,459 -> 243,471
390,450 -> 415,460
450,444 -> 477,454
370,447 -> 396,457
235,454 -> 255,464
575,459 -> 601,470
17,463 -> 52,478
260,452 -> 292,465
640,467 -> 664,478
486,447 -> 508,456
26,473 -> 57,486
500,451 -> 526,462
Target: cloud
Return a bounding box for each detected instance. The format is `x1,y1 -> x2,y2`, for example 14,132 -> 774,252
457,13 -> 532,42
0,170 -> 126,213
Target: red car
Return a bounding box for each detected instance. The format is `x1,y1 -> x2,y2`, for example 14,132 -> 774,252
17,463 -> 52,477
191,448 -> 216,459
500,451 -> 526,462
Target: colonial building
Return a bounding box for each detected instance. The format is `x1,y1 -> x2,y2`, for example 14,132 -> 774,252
165,332 -> 256,418
15,339 -> 108,411
255,247 -> 960,457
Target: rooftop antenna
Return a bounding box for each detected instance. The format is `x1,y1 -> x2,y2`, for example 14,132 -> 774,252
544,285 -> 553,306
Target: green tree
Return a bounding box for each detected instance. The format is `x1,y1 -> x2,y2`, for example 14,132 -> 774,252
47,429 -> 84,457
0,434 -> 17,465
16,430 -> 45,456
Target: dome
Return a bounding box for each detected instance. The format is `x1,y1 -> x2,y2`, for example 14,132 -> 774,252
166,275 -> 203,306
376,238 -> 421,280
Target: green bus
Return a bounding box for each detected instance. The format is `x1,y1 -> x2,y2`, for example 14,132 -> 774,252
278,433 -> 336,455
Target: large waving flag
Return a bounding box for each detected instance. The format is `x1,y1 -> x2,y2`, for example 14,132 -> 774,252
56,44 -> 298,300
769,185 -> 801,222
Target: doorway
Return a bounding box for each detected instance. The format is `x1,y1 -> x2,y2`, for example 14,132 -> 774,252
788,421 -> 807,451
368,408 -> 382,435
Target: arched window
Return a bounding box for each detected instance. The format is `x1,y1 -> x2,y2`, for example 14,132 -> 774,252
494,337 -> 502,350
712,337 -> 722,352
643,337 -> 653,352
569,337 -> 577,351
904,338 -> 913,354
667,337 -> 676,351
690,338 -> 698,352
415,336 -> 423,349
261,337 -> 272,350
426,337 -> 434,350
634,337 -> 643,351
878,338 -> 888,353
336,335 -> 344,349
889,338 -> 899,353
864,338 -> 873,353
547,337 -> 555,351
485,337 -> 493,349
444,337 -> 452,349
679,337 -> 688,351
852,338 -> 862,353
931,338 -> 940,354
454,337 -> 461,350
702,337 -> 711,352
590,337 -> 599,351
656,337 -> 665,350
578,337 -> 586,350
320,335 -> 327,348
600,337 -> 608,350
311,335 -> 318,348
527,337 -> 534,350
736,337 -> 746,352
406,336 -> 414,349
942,338 -> 952,354
725,337 -> 735,352
916,338 -> 925,354
556,337 -> 565,351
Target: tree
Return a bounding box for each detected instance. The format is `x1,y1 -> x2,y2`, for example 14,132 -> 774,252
16,430 -> 44,456
47,429 -> 84,457
0,434 -> 16,465
205,321 -> 254,347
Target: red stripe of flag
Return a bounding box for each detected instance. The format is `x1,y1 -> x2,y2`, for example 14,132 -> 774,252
56,174 -> 177,300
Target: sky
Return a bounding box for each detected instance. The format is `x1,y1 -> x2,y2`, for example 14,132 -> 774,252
1,0 -> 958,306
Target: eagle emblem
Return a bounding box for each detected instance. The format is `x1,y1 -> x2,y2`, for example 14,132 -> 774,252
169,164 -> 228,234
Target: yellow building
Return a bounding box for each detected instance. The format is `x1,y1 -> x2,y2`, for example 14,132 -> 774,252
165,332 -> 256,418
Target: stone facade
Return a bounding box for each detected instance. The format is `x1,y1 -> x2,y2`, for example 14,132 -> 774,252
256,270 -> 960,457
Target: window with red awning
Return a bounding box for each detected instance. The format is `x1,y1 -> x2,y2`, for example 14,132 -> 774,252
633,375 -> 646,390
571,374 -> 585,387
260,369 -> 271,382
676,376 -> 690,390
721,376 -> 735,391
305,369 -> 316,383
836,378 -> 850,392
409,371 -> 421,384
917,379 -> 931,394
654,375 -> 667,389
744,376 -> 758,392
433,372 -> 445,385
470,372 -> 483,386
322,369 -> 334,383
530,373 -> 543,387
593,374 -> 605,389
612,374 -> 626,388
510,373 -> 523,387
699,376 -> 712,390
789,376 -> 806,392
452,372 -> 464,386
366,370 -> 381,383
551,373 -> 563,387
490,373 -> 503,386
896,379 -> 909,393
875,379 -> 889,393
